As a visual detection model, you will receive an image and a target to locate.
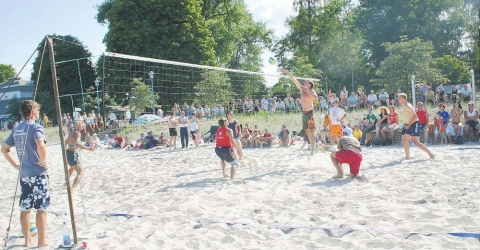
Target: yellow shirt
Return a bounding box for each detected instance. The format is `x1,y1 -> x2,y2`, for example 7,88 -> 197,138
353,129 -> 362,141
43,116 -> 49,127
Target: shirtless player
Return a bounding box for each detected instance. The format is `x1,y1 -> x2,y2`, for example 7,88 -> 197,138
398,93 -> 434,160
168,113 -> 178,150
283,69 -> 318,155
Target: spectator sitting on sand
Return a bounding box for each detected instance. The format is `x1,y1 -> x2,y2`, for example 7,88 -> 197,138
91,133 -> 100,148
85,136 -> 93,147
261,129 -> 274,147
103,135 -> 111,148
111,134 -> 124,148
277,125 -> 292,147
123,136 -> 134,149
352,125 -> 362,141
144,131 -> 157,149
240,128 -> 251,148
249,130 -> 263,148
158,133 -> 169,147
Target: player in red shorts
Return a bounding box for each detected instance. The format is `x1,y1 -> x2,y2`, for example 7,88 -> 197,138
330,127 -> 367,180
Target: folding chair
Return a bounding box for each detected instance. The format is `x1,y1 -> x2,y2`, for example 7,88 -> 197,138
202,125 -> 219,144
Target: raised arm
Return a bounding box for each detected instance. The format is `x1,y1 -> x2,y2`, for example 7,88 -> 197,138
282,69 -> 303,91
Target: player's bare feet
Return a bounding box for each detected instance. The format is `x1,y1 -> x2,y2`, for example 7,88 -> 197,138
24,237 -> 34,247
223,172 -> 230,178
332,173 -> 343,179
37,241 -> 50,247
347,174 -> 369,181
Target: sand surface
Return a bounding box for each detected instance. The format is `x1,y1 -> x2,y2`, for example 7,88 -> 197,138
1,141 -> 480,249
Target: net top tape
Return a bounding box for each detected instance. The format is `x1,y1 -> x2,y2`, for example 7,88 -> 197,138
103,52 -> 321,82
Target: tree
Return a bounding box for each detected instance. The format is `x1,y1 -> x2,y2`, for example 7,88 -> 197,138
36,91 -> 58,123
206,1 -> 273,69
375,37 -> 447,92
194,70 -> 234,107
272,56 -> 323,95
31,35 -> 97,113
128,78 -> 159,116
75,86 -> 118,115
7,97 -> 21,121
97,0 -> 216,65
274,0 -> 372,94
0,64 -> 16,83
356,0 -> 469,67
431,55 -> 470,85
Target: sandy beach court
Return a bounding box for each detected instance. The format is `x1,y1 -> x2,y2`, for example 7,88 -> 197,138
1,142 -> 480,249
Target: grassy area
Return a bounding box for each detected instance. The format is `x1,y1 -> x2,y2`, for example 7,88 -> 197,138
1,99 -> 477,145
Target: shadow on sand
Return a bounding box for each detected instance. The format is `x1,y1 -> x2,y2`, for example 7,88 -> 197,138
310,177 -> 354,187
175,169 -> 218,178
244,170 -> 287,182
156,178 -> 228,193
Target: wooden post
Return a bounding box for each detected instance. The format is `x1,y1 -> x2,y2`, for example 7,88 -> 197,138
46,36 -> 78,245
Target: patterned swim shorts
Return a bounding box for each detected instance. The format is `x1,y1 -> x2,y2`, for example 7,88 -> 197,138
19,174 -> 50,211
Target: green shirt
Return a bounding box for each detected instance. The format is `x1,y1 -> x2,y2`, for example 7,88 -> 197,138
366,113 -> 378,125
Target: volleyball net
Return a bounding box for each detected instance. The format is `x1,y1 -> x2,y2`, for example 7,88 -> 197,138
102,52 -> 322,114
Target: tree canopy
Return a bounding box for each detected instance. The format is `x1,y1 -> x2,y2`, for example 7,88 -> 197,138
0,64 -> 16,83
97,0 -> 216,65
275,0 -> 478,92
375,37 -> 447,91
356,0 -> 468,67
128,78 -> 159,116
31,35 -> 97,117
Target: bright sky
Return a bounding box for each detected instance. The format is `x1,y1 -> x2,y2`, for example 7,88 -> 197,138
1,0 -> 355,84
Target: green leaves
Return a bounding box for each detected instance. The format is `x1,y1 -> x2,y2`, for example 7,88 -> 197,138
98,0 -> 216,65
375,37 -> 447,91
129,78 -> 159,116
0,64 -> 16,83
194,70 -> 234,107
31,35 -> 97,119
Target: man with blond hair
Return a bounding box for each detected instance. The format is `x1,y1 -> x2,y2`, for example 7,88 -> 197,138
2,100 -> 49,247
398,93 -> 434,160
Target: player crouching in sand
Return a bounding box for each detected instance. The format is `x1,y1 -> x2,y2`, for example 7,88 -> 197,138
215,118 -> 242,180
330,127 -> 367,180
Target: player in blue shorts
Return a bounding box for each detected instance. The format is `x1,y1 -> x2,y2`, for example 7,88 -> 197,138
398,93 -> 434,160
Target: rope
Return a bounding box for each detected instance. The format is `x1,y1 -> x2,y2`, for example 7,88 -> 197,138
0,45 -> 39,100
52,36 -> 105,54
33,39 -> 47,100
75,147 -> 88,228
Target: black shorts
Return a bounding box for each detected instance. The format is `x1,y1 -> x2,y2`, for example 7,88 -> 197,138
302,110 -> 314,129
215,147 -> 235,163
66,150 -> 79,166
169,128 -> 177,136
20,174 -> 50,211
466,120 -> 479,128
